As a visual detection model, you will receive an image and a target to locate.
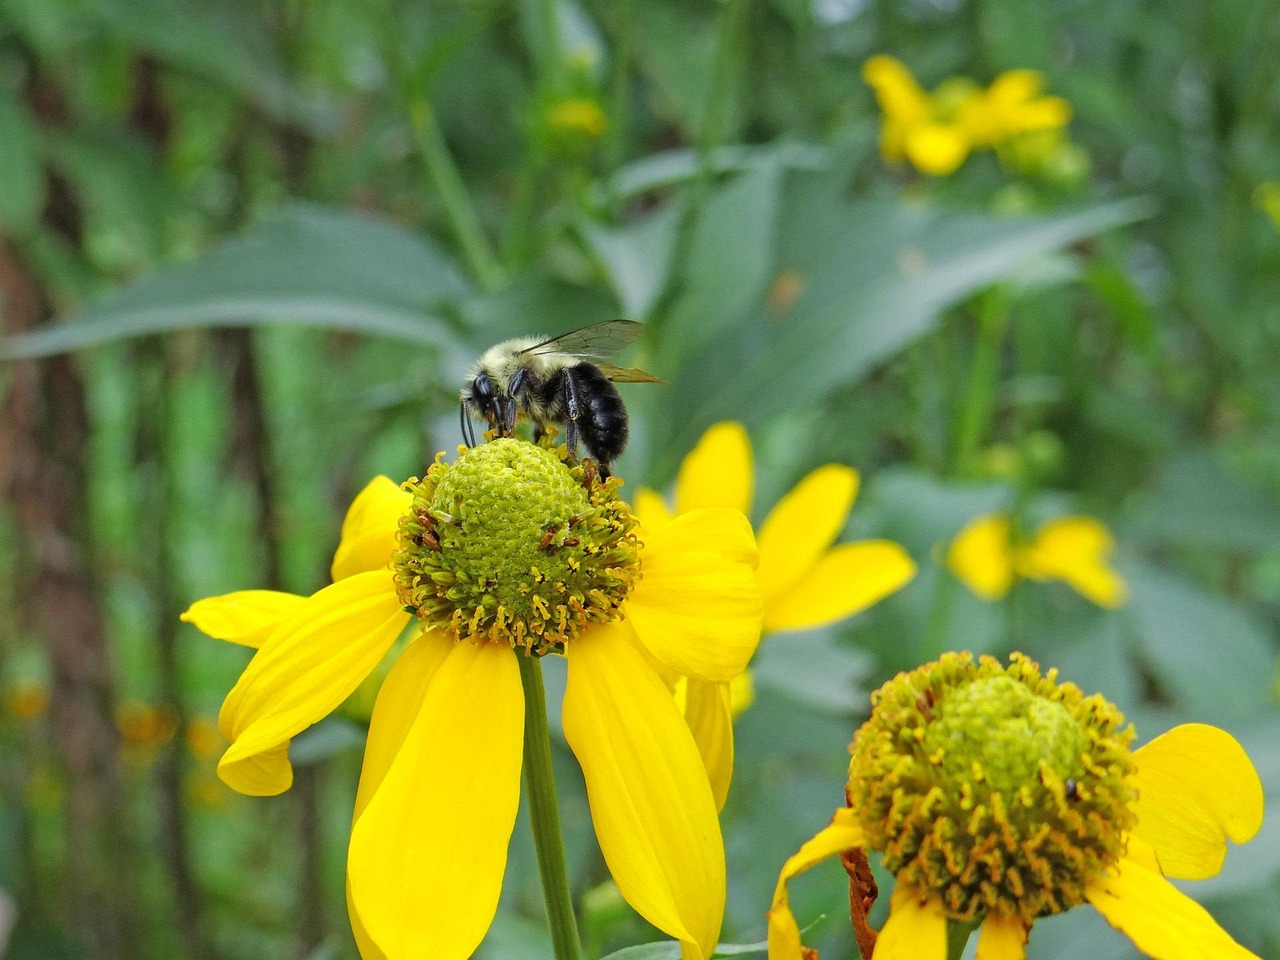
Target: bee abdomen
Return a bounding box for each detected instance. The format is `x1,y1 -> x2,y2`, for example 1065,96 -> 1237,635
543,363 -> 629,472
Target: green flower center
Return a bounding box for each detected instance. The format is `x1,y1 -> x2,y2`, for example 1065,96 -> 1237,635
847,652 -> 1136,926
392,439 -> 641,654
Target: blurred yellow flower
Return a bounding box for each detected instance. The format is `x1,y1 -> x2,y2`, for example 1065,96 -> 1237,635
862,55 -> 1072,177
635,422 -> 916,809
947,512 -> 1126,607
184,440 -> 762,960
184,715 -> 223,759
547,96 -> 608,140
3,681 -> 50,720
768,652 -> 1265,960
1256,182 -> 1280,231
115,701 -> 177,746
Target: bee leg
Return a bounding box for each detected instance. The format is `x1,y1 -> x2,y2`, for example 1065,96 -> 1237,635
561,369 -> 582,457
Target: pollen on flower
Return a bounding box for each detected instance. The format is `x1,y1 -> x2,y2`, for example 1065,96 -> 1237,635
847,652 -> 1136,926
392,438 -> 642,655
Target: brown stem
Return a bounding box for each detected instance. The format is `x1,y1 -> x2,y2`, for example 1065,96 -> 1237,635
0,238 -> 138,960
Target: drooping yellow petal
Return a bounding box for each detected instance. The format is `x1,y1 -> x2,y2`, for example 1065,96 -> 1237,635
563,622 -> 724,960
756,465 -> 858,603
352,631 -> 453,821
331,476 -> 413,582
729,668 -> 755,719
1130,723 -> 1264,880
674,422 -> 754,516
348,641 -> 523,960
633,487 -> 674,529
975,914 -> 1028,960
905,122 -> 972,175
947,514 -> 1016,601
683,679 -> 735,812
217,571 -> 408,796
766,806 -> 865,960
763,539 -> 916,633
872,883 -> 947,960
180,590 -> 306,648
1086,855 -> 1261,960
346,631 -> 453,960
1017,515 -> 1127,607
627,509 -> 762,683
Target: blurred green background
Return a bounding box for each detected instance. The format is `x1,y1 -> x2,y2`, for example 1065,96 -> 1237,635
2,0 -> 1279,958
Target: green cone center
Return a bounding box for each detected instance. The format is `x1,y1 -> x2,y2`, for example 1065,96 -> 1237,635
847,653 -> 1136,926
393,439 -> 641,654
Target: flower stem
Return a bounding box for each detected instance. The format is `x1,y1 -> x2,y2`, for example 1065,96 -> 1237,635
517,654 -> 584,960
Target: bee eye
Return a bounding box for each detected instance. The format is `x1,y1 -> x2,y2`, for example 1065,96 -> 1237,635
473,373 -> 495,398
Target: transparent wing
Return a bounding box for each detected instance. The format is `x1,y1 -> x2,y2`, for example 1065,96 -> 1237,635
518,319 -> 645,360
596,363 -> 666,384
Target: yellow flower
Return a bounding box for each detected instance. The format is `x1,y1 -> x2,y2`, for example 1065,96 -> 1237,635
3,680 -> 50,720
635,422 -> 916,809
182,440 -> 762,960
965,69 -> 1072,150
947,512 -> 1126,607
862,57 -> 1072,178
1255,181 -> 1280,231
547,96 -> 608,140
768,652 -> 1265,960
862,55 -> 979,176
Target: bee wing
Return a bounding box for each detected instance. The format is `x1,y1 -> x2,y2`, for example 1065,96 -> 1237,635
596,363 -> 667,384
518,319 -> 645,360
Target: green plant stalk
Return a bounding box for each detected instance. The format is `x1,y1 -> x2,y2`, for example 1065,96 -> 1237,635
952,288 -> 1012,478
518,654 -> 584,960
945,918 -> 979,960
368,0 -> 504,291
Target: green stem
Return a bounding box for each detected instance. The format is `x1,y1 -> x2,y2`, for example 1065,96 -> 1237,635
368,0 -> 504,291
517,655 -> 584,960
952,288 -> 1012,478
944,918 -> 979,960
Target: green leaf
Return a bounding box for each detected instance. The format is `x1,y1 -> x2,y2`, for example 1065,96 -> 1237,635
1123,561 -> 1275,722
598,944 -> 680,960
0,93 -> 43,235
0,206 -> 471,360
648,165 -> 1154,476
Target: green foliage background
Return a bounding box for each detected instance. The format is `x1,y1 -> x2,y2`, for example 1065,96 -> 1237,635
1,0 -> 1279,958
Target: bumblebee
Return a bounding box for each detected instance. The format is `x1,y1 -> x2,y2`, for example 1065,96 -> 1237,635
459,320 -> 661,477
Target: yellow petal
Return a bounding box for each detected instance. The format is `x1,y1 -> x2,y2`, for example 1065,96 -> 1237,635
674,422 -> 754,516
627,509 -> 762,683
763,539 -> 915,633
217,571 -> 408,795
331,476 -> 412,582
1130,723 -> 1264,880
352,631 -> 453,821
766,807 -> 865,960
683,679 -> 735,812
873,883 -> 947,960
633,487 -> 674,529
563,622 -> 724,960
905,123 -> 971,176
976,914 -> 1028,960
1017,515 -> 1127,607
1086,855 -> 1261,960
729,668 -> 755,719
862,55 -> 931,126
348,641 -> 523,960
180,590 -> 306,648
947,514 -> 1016,601
757,465 -> 859,604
